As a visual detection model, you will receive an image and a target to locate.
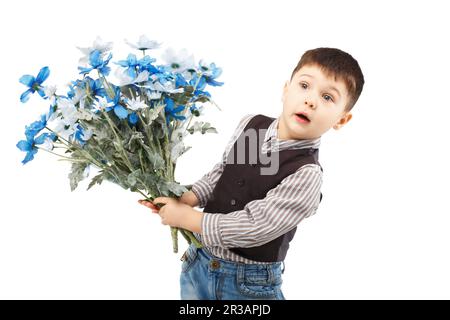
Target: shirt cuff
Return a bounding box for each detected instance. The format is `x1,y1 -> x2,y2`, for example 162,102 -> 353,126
191,179 -> 213,208
201,213 -> 224,247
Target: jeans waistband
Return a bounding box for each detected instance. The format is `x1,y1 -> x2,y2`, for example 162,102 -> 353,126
188,244 -> 285,275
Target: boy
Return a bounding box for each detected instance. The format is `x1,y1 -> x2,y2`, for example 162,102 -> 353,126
139,47 -> 365,300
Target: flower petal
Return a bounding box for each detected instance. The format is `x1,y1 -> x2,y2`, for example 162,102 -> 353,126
128,112 -> 138,124
113,105 -> 128,119
36,66 -> 50,84
20,89 -> 34,103
22,149 -> 38,165
37,89 -> 46,98
16,140 -> 32,152
34,132 -> 50,144
19,75 -> 35,87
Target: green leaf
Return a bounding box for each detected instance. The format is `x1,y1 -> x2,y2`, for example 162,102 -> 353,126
127,169 -> 142,187
194,95 -> 210,103
142,145 -> 165,170
165,181 -> 188,197
146,104 -> 165,125
87,173 -> 104,190
187,121 -> 218,135
170,141 -> 192,163
69,162 -> 89,191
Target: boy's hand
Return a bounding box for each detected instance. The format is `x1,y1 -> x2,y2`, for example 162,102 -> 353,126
178,190 -> 200,207
138,197 -> 203,233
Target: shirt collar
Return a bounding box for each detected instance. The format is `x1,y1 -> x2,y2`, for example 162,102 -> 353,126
263,117 -> 321,151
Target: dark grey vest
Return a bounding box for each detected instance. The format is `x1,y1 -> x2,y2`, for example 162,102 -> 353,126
204,114 -> 323,262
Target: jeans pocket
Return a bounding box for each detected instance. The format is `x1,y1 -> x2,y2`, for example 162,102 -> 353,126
236,267 -> 282,300
181,246 -> 198,273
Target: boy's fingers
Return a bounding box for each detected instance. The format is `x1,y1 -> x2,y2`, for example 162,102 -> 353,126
138,200 -> 159,211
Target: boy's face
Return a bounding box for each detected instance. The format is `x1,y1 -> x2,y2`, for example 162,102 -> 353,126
279,64 -> 353,140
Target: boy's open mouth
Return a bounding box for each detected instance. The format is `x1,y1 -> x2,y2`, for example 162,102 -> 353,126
295,113 -> 311,123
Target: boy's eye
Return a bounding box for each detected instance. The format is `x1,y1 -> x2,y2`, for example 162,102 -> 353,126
300,82 -> 334,102
323,94 -> 334,102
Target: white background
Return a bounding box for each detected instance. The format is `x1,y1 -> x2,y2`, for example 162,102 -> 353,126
0,0 -> 449,299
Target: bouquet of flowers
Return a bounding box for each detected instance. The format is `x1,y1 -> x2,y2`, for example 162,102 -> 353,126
16,35 -> 223,253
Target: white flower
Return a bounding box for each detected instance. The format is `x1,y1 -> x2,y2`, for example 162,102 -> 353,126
77,36 -> 113,66
134,70 -> 150,83
67,86 -> 87,108
125,35 -> 161,51
161,47 -> 195,73
126,97 -> 148,111
43,85 -> 57,98
40,137 -> 55,151
115,69 -> 150,86
81,128 -> 93,141
146,91 -> 162,100
143,78 -> 184,94
57,98 -> 78,125
43,85 -> 57,105
93,96 -> 114,112
77,108 -> 99,121
53,121 -> 76,140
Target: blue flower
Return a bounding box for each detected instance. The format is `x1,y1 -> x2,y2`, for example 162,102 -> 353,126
164,97 -> 186,124
25,114 -> 48,138
116,54 -> 157,79
78,50 -> 112,76
199,61 -> 224,87
128,112 -> 138,125
116,54 -> 140,78
73,125 -> 92,146
86,77 -> 107,100
19,66 -> 50,103
66,79 -> 86,99
175,74 -> 188,87
139,55 -> 156,68
16,132 -> 56,165
187,74 -> 212,99
104,85 -> 128,119
140,59 -> 161,75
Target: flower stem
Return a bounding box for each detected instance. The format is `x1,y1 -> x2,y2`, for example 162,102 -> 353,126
36,146 -> 79,161
99,108 -> 134,172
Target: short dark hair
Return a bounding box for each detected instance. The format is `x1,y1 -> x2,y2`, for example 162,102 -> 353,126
290,47 -> 365,112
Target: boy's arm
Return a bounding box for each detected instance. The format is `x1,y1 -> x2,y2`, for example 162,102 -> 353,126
189,114 -> 256,208
200,164 -> 323,248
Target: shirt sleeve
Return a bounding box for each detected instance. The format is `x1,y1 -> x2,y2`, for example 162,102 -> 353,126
191,113 -> 256,208
200,164 -> 323,248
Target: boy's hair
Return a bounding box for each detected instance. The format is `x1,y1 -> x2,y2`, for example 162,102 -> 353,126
290,47 -> 365,112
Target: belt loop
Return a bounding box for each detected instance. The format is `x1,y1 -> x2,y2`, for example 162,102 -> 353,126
267,265 -> 275,284
237,264 -> 244,283
281,261 -> 285,274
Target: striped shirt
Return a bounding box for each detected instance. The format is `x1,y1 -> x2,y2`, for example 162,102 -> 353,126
191,114 -> 323,264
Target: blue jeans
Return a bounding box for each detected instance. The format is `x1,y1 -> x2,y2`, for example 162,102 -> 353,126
180,244 -> 286,300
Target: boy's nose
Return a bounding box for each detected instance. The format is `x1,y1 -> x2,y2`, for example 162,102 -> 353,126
304,100 -> 317,110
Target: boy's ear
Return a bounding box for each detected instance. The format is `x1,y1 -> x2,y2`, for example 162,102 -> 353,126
333,112 -> 353,130
281,80 -> 289,102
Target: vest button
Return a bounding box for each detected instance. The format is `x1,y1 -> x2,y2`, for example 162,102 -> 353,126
308,148 -> 315,154
230,199 -> 237,206
237,179 -> 245,186
210,260 -> 220,269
